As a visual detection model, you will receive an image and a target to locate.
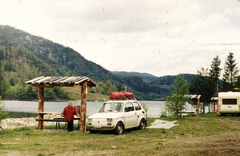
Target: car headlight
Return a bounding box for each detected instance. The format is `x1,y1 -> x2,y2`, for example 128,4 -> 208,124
88,118 -> 92,125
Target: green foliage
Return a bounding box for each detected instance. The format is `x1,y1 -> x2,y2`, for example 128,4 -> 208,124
209,55 -> 222,96
165,74 -> 190,117
189,67 -> 215,113
8,76 -> 16,86
209,55 -> 222,80
112,71 -> 157,82
222,52 -> 239,91
90,81 -> 118,95
0,25 -> 121,82
0,97 -> 9,129
0,46 -> 59,81
2,85 -> 70,101
0,62 -> 10,98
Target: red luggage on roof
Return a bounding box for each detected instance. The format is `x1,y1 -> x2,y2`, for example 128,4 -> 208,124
110,91 -> 134,99
124,92 -> 134,99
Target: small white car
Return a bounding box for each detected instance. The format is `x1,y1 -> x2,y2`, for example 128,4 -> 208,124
88,99 -> 147,135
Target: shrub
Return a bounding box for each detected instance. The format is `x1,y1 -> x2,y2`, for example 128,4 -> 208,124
0,97 -> 9,129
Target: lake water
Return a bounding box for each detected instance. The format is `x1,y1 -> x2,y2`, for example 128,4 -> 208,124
4,100 -> 164,117
3,100 -> 196,118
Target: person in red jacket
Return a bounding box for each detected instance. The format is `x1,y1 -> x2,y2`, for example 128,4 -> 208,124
63,101 -> 77,131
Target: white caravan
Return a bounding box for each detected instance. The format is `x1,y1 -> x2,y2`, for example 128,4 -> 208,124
218,92 -> 240,115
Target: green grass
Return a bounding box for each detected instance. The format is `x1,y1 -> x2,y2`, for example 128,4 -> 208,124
0,114 -> 240,155
62,87 -> 109,101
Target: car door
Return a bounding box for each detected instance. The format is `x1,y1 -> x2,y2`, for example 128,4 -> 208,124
133,102 -> 145,123
123,102 -> 138,128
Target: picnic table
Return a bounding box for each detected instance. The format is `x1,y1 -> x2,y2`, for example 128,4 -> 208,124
36,112 -> 80,131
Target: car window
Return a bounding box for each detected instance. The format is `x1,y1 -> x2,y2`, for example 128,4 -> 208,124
124,102 -> 134,112
133,102 -> 142,111
99,103 -> 123,113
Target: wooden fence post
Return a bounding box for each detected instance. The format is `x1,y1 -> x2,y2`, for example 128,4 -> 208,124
213,100 -> 215,112
196,98 -> 199,117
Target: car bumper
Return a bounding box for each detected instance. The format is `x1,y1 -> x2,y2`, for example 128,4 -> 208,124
88,125 -> 115,130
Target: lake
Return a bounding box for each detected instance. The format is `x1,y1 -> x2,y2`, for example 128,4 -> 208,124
3,100 -> 195,118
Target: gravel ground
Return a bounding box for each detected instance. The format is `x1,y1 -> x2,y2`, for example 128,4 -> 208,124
1,115 -> 177,130
0,114 -> 63,130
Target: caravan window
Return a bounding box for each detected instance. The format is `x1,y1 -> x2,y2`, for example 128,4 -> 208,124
222,99 -> 237,105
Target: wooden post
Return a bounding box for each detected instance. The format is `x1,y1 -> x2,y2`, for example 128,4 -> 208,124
80,81 -> 87,131
38,87 -> 44,129
213,100 -> 215,112
216,80 -> 220,114
196,98 -> 199,117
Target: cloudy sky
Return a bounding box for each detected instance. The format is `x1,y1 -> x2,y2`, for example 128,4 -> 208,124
1,0 -> 240,77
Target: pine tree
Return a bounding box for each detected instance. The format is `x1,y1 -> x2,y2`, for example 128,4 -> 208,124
222,52 -> 239,91
209,55 -> 222,96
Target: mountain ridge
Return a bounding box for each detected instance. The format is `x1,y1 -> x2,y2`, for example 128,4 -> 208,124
111,71 -> 157,82
0,25 -> 121,82
0,25 -> 198,100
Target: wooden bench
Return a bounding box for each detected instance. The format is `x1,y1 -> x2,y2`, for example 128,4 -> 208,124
36,118 -> 80,131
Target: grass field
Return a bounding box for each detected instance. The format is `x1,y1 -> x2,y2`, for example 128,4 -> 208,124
0,113 -> 240,156
62,87 -> 109,101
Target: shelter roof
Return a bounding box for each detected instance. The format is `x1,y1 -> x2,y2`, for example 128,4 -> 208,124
185,94 -> 201,99
211,97 -> 218,101
25,76 -> 97,88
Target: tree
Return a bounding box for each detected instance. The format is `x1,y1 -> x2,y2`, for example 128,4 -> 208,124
165,74 -> 190,117
0,97 -> 9,129
9,76 -> 16,86
222,52 -> 239,91
189,67 -> 215,113
116,83 -> 124,92
209,55 -> 222,96
0,62 -> 9,98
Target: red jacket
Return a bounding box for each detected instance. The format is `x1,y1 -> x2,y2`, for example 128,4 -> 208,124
63,105 -> 77,120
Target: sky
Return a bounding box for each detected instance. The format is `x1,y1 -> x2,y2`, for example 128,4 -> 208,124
1,0 -> 240,77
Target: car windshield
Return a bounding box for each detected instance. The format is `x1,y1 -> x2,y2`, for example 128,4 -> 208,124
98,102 -> 123,113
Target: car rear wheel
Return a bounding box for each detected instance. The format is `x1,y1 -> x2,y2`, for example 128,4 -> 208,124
138,119 -> 146,130
114,122 -> 124,135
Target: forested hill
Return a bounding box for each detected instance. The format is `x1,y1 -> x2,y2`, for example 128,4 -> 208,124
0,25 -> 197,101
111,71 -> 157,82
150,74 -> 196,86
122,74 -> 196,100
0,25 -> 121,82
0,46 -> 59,80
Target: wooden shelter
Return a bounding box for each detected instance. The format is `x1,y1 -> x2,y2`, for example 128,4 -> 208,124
25,76 -> 97,131
185,94 -> 201,117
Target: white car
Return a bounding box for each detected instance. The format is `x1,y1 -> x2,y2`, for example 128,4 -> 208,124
88,99 -> 147,135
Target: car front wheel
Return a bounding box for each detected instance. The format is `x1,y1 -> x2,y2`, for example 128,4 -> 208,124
114,122 -> 124,135
138,119 -> 146,130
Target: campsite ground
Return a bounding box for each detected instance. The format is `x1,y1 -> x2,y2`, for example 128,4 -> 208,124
0,113 -> 240,156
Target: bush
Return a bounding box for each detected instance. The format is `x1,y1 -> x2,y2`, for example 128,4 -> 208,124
0,97 -> 9,129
